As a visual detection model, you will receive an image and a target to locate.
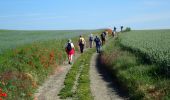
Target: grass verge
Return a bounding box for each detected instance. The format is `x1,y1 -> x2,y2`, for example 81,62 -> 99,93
100,37 -> 170,100
59,49 -> 94,100
0,39 -> 68,99
0,38 -> 81,100
75,49 -> 94,100
0,30 -> 103,99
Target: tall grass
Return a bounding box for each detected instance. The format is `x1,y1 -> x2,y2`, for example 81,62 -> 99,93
0,39 -> 68,99
100,37 -> 170,99
0,29 -> 103,99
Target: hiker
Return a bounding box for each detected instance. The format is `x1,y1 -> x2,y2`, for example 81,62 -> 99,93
121,26 -> 123,32
112,31 -> 115,37
89,34 -> 93,48
78,35 -> 86,53
114,26 -> 117,32
94,36 -> 102,53
100,32 -> 106,45
112,27 -> 116,37
65,39 -> 75,64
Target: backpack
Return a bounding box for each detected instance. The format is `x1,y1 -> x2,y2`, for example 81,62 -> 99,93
79,38 -> 84,45
95,37 -> 101,45
67,43 -> 72,51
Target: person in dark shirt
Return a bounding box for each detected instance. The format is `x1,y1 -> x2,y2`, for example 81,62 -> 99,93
100,32 -> 106,45
94,36 -> 102,53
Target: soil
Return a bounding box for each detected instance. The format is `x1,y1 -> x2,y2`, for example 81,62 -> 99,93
34,53 -> 80,100
34,52 -> 128,100
90,53 -> 128,100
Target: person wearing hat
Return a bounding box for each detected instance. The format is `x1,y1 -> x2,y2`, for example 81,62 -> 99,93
65,39 -> 75,64
78,35 -> 86,53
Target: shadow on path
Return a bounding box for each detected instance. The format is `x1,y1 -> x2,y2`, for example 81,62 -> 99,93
96,53 -> 129,99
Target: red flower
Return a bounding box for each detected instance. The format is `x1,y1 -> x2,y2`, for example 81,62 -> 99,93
0,93 -> 7,97
0,97 -> 2,100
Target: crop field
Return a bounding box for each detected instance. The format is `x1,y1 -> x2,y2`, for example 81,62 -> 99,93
0,29 -> 102,99
119,30 -> 170,75
1,28 -> 169,99
0,29 -> 99,53
101,30 -> 170,99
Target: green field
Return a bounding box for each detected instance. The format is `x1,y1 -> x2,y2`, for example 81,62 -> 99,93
101,29 -> 170,99
119,30 -> 170,76
0,30 -> 99,53
1,29 -> 170,99
0,29 -> 101,99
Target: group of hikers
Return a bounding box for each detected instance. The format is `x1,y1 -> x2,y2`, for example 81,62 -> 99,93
65,31 -> 107,64
112,26 -> 123,37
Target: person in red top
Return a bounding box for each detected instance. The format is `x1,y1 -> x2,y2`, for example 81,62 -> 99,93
65,39 -> 75,64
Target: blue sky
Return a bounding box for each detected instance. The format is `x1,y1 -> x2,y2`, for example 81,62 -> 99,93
0,0 -> 170,30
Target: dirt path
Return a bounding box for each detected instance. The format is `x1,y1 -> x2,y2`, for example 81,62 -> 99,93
34,51 -> 128,100
90,53 -> 128,100
34,53 -> 80,100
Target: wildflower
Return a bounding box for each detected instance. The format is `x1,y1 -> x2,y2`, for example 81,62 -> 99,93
0,93 -> 7,97
0,88 -> 7,99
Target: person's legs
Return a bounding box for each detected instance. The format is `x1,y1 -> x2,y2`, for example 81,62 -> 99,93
102,38 -> 105,45
96,46 -> 99,53
70,54 -> 73,62
79,45 -> 82,53
68,54 -> 71,64
98,46 -> 101,53
80,44 -> 84,53
68,54 -> 73,64
82,44 -> 84,52
90,41 -> 92,48
103,39 -> 105,45
80,46 -> 82,53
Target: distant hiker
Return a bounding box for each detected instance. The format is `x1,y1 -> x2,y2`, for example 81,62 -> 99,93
100,32 -> 106,45
112,27 -> 117,37
121,26 -> 123,32
94,36 -> 102,53
89,34 -> 94,48
112,31 -> 115,37
65,39 -> 75,64
114,26 -> 117,32
78,35 -> 86,53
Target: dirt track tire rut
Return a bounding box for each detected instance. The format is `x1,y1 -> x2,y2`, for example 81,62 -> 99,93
90,53 -> 127,100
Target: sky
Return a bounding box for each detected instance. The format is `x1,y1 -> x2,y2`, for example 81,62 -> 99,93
0,0 -> 170,30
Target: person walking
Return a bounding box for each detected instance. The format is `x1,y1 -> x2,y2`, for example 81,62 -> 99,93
114,26 -> 117,32
65,39 -> 75,64
121,26 -> 123,32
100,32 -> 106,45
94,36 -> 102,53
89,34 -> 93,48
78,35 -> 86,53
112,27 -> 117,37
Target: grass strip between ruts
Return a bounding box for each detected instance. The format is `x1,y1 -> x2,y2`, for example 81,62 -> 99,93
59,48 -> 95,100
75,49 -> 95,100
